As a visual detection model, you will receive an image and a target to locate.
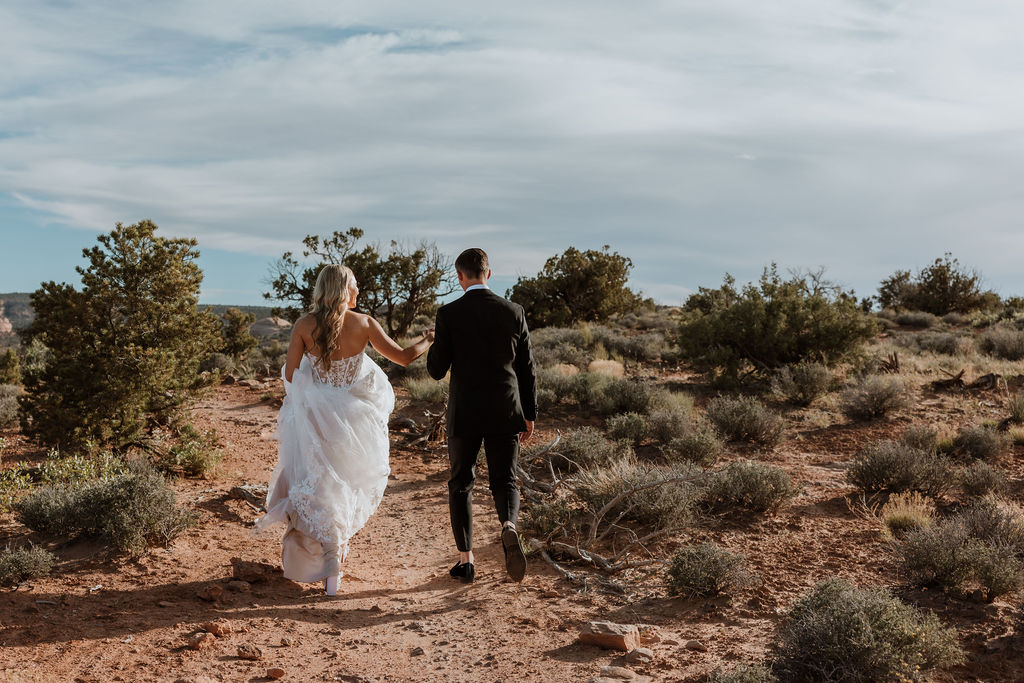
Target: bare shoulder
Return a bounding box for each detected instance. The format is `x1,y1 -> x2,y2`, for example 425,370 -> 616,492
345,310 -> 373,328
293,314 -> 316,332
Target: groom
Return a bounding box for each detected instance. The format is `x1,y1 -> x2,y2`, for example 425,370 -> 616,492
427,248 -> 537,583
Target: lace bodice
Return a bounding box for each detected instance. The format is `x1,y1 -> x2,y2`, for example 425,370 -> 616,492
307,352 -> 363,387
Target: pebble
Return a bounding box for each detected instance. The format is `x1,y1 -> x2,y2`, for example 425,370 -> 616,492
411,646 -> 426,656
200,621 -> 231,637
267,668 -> 286,679
227,580 -> 251,593
685,640 -> 709,652
187,632 -> 216,651
625,647 -> 654,664
237,644 -> 263,660
196,585 -> 223,602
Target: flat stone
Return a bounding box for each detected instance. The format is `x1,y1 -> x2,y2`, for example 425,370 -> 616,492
227,580 -> 252,593
637,625 -> 661,645
625,647 -> 654,664
579,621 -> 640,652
599,666 -> 637,680
267,668 -> 286,679
685,640 -> 708,652
411,646 -> 426,656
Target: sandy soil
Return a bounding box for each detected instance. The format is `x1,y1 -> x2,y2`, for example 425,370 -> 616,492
1,371 -> 1023,682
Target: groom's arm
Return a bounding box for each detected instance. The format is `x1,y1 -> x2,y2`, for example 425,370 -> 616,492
513,307 -> 537,424
426,308 -> 451,380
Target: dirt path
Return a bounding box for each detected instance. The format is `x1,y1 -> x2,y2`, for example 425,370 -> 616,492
0,385 -> 693,682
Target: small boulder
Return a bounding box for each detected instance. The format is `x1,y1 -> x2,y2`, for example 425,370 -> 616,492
599,666 -> 637,680
267,668 -> 286,680
237,644 -> 263,660
227,580 -> 252,593
280,637 -> 295,647
200,621 -> 231,637
196,585 -> 223,602
579,621 -> 640,652
637,625 -> 661,645
411,646 -> 426,656
187,632 -> 216,650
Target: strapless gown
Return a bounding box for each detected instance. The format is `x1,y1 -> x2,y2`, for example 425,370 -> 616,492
255,352 -> 394,582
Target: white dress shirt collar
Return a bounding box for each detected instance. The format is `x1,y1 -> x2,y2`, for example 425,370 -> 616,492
464,283 -> 489,292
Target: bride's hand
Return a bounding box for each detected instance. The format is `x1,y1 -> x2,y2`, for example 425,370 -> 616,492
422,328 -> 435,343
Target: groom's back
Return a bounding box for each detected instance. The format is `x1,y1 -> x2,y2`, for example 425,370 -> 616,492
427,289 -> 535,437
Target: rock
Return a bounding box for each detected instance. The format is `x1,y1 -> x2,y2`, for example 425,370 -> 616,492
196,585 -> 223,602
599,666 -> 637,679
579,621 -> 641,652
588,359 -> 624,378
267,668 -> 286,680
625,647 -> 654,664
685,640 -> 708,652
237,644 -> 263,660
280,637 -> 295,647
389,416 -> 418,431
411,646 -> 426,656
228,484 -> 268,511
231,557 -> 275,583
157,600 -> 177,608
238,379 -> 264,389
222,374 -> 238,385
228,580 -> 252,593
187,632 -> 217,650
637,625 -> 661,645
250,316 -> 292,338
661,638 -> 680,646
200,621 -> 231,637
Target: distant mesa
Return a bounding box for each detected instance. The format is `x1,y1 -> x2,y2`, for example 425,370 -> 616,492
250,317 -> 292,337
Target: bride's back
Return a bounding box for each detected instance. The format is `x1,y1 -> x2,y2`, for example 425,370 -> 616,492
296,311 -> 370,360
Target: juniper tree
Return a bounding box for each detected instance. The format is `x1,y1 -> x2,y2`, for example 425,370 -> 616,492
20,220 -> 219,451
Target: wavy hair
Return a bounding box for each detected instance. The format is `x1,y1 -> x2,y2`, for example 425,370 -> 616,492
309,264 -> 355,372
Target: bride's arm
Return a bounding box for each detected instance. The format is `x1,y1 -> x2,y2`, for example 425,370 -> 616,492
283,317 -> 310,383
367,317 -> 433,367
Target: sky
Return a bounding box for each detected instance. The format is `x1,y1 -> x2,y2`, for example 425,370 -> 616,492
2,1 -> 1023,306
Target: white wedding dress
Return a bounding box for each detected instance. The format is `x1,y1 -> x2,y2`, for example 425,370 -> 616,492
255,351 -> 394,582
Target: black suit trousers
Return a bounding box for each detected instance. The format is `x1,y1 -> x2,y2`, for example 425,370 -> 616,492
448,433 -> 520,552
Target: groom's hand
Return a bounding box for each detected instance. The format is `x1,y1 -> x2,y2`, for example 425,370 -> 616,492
520,420 -> 534,443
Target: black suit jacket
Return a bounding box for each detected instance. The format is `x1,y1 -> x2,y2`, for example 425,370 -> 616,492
426,288 -> 537,437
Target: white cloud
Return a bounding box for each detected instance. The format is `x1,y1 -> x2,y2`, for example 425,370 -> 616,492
3,0 -> 1024,302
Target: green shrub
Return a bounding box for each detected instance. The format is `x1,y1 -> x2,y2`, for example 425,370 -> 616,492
663,426 -> 724,467
404,377 -> 448,403
572,458 -> 702,529
770,361 -> 831,406
157,424 -> 223,477
840,374 -> 914,421
901,501 -> 1024,600
598,378 -> 653,415
14,463 -> 196,556
20,221 -> 221,451
219,307 -> 258,358
770,578 -> 964,682
942,311 -> 970,326
199,352 -> 235,374
589,325 -> 667,362
0,349 -> 20,384
895,311 -> 938,328
508,246 -> 649,328
907,331 -> 970,355
678,265 -> 877,382
646,408 -> 690,445
606,412 -> 647,447
959,461 -> 1006,497
0,467 -> 32,511
37,451 -> 127,486
0,384 -> 20,428
978,324 -> 1024,360
846,440 -> 954,496
665,543 -> 755,598
0,546 -> 55,586
898,424 -> 940,453
522,497 -> 574,539
649,388 -> 694,414
548,427 -> 628,472
877,253 -> 993,315
952,424 -> 1008,461
701,460 -> 798,514
536,366 -> 577,406
705,396 -> 784,450
1009,394 -> 1024,424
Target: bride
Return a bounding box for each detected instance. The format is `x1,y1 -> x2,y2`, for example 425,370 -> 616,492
255,264 -> 433,595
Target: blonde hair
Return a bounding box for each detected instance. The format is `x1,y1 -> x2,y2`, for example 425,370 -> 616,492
310,264 -> 355,372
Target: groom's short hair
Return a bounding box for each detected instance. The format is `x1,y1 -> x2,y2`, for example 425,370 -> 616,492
455,248 -> 489,279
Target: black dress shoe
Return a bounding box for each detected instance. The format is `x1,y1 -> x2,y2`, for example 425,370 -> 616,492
449,561 -> 475,583
501,526 -> 527,582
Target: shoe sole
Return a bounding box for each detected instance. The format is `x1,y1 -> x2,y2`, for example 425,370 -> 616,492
502,528 -> 527,582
